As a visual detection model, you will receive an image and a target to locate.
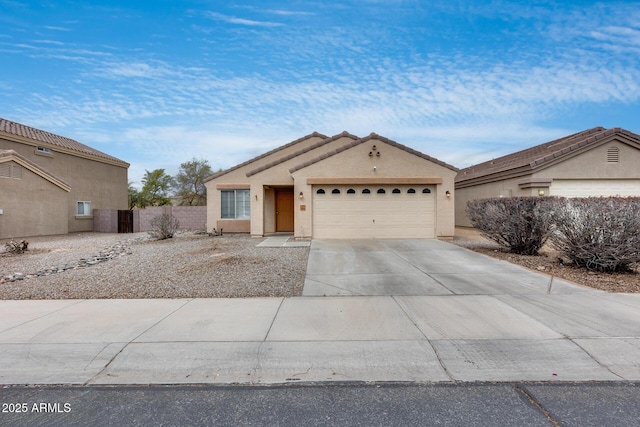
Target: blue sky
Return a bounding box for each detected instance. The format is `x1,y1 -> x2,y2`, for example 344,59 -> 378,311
1,1 -> 639,188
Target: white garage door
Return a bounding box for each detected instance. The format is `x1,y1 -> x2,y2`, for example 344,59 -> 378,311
312,185 -> 435,239
550,180 -> 640,198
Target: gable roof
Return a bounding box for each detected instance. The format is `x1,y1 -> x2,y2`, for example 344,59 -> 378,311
246,131 -> 360,177
0,117 -> 129,168
0,149 -> 71,191
288,132 -> 459,174
455,127 -> 640,186
204,131 -> 329,182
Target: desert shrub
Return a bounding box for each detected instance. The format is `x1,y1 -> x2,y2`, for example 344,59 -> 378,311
4,239 -> 29,254
149,214 -> 180,240
466,197 -> 555,255
549,197 -> 640,272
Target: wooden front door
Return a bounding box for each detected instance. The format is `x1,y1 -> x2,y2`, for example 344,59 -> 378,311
275,189 -> 294,232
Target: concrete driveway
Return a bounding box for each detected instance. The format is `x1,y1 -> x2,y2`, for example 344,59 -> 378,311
303,239 -> 594,296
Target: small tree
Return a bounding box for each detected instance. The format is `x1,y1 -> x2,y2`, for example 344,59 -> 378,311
466,197 -> 555,255
550,197 -> 640,272
172,158 -> 212,206
140,169 -> 173,207
149,214 -> 180,240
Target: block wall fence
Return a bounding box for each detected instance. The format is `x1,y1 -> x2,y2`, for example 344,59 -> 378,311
93,206 -> 207,233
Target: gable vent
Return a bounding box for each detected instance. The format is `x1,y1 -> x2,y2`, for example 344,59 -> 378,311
0,163 -> 10,178
607,146 -> 620,163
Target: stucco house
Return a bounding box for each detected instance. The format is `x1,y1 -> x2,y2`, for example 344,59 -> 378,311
455,127 -> 640,227
205,132 -> 457,240
0,118 -> 129,239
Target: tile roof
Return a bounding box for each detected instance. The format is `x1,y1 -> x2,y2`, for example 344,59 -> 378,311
204,131 -> 329,182
246,131 -> 360,177
455,127 -> 640,185
0,117 -> 128,166
288,132 -> 459,174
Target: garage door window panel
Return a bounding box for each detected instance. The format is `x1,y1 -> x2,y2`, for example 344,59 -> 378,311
221,189 -> 250,219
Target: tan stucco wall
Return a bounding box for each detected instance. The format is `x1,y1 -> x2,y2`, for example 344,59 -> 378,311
291,138 -> 457,239
205,134 -> 345,236
0,138 -> 128,233
206,135 -> 456,238
0,162 -> 68,238
539,142 -> 640,179
454,139 -> 640,227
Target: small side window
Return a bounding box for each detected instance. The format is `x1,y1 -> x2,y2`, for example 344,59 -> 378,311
77,201 -> 92,216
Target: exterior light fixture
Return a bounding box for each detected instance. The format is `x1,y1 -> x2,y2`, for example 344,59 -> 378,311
538,189 -> 545,196
445,190 -> 451,198
299,191 -> 304,199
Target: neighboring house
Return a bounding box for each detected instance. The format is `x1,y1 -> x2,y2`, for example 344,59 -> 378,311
455,127 -> 640,227
205,132 -> 457,239
0,118 -> 129,238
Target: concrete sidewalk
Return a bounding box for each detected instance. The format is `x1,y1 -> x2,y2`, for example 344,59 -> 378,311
1,292 -> 639,385
1,238 -> 639,386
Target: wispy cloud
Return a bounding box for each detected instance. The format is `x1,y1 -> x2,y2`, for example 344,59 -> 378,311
205,11 -> 283,27
44,25 -> 71,31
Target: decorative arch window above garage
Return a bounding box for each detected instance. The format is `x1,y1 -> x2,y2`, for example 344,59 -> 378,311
392,188 -> 401,194
347,188 -> 356,194
377,188 -> 386,194
362,188 -> 371,194
407,188 -> 416,194
422,188 -> 431,194
331,188 -> 341,194
316,189 -> 325,194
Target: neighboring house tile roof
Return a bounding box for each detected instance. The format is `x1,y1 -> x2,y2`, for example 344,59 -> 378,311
204,131 -> 329,182
0,117 -> 129,167
455,127 -> 640,185
0,149 -> 71,191
288,133 -> 459,174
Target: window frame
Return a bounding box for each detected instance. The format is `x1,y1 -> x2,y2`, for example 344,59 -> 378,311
221,189 -> 250,219
76,201 -> 92,217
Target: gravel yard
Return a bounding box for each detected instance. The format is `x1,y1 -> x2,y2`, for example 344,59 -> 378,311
0,232 -> 309,299
453,228 -> 640,293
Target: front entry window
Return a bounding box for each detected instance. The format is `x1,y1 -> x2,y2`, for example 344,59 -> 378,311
221,190 -> 250,219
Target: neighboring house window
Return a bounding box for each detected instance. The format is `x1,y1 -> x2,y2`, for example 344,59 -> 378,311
36,146 -> 51,154
77,201 -> 92,216
607,146 -> 620,163
221,190 -> 250,219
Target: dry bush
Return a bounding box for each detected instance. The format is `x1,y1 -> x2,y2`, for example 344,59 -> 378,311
4,239 -> 29,254
466,197 -> 555,255
149,214 -> 180,240
549,197 -> 640,272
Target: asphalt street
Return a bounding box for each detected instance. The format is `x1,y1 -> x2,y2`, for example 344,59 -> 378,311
1,383 -> 639,427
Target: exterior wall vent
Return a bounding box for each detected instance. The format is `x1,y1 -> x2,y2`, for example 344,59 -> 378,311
607,146 -> 620,163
